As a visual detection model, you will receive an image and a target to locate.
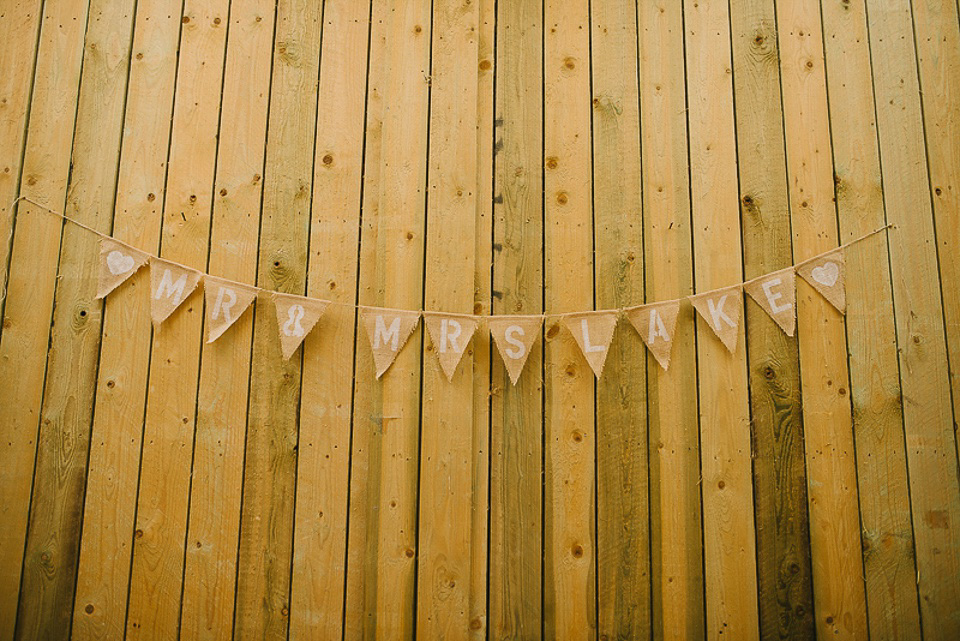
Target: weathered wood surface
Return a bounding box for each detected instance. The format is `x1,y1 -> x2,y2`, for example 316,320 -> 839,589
1,1 -> 958,639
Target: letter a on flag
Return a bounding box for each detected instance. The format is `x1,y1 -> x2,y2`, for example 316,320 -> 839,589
560,312 -> 618,378
149,258 -> 203,326
626,300 -> 680,371
204,276 -> 258,343
361,307 -> 420,379
489,316 -> 543,385
690,285 -> 743,353
423,313 -> 479,381
96,238 -> 149,299
743,268 -> 796,336
796,249 -> 846,314
272,293 -> 330,360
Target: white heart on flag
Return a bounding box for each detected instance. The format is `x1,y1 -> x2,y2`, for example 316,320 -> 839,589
107,250 -> 136,275
811,262 -> 839,287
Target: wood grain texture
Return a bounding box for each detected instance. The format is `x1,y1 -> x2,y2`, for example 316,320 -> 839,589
775,0 -> 869,638
821,0 -> 921,637
343,0 -> 388,635
71,2 -> 183,637
489,0 -> 543,637
912,0 -> 960,455
15,1 -> 135,637
729,1 -> 815,637
543,0 -> 596,637
289,0 -> 369,637
232,0 -> 323,637
344,0 -> 431,638
3,1 -> 960,638
417,1 -> 480,636
866,0 -> 960,636
590,0 -> 649,637
0,0 -> 43,336
638,2 -> 704,639
178,1 -> 275,638
0,0 -> 90,635
684,0 -> 760,639
729,1 -> 814,638
124,1 -> 229,637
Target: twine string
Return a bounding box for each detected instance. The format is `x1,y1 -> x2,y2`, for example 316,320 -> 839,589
5,194 -> 894,319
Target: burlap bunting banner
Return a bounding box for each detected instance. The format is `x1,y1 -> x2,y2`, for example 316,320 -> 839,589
743,268 -> 797,336
626,300 -> 680,371
361,307 -> 420,379
423,313 -> 479,381
796,249 -> 846,313
273,293 -> 330,360
489,316 -> 542,385
149,258 -> 203,325
96,238 -> 149,299
204,276 -> 258,343
690,285 -> 743,353
561,312 -> 618,378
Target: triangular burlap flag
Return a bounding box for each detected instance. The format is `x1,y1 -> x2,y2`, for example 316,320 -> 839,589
273,293 -> 330,360
204,276 -> 258,343
361,307 -> 420,379
149,258 -> 203,325
489,316 -> 542,385
744,268 -> 797,336
626,300 -> 680,371
560,312 -> 618,379
423,313 -> 479,381
796,249 -> 846,313
690,285 -> 743,353
95,238 -> 149,299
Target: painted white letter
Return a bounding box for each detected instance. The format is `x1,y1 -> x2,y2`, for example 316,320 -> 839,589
707,294 -> 736,329
212,286 -> 237,323
374,315 -> 402,351
154,269 -> 187,306
647,308 -> 670,344
439,318 -> 462,353
761,277 -> 792,314
504,325 -> 525,359
581,318 -> 605,353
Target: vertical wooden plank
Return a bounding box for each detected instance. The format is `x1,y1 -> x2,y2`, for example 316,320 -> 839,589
866,0 -> 960,636
590,0 -> 648,637
489,0 -> 543,637
342,0 -> 388,635
820,0 -> 921,637
469,0 -> 494,636
637,2 -> 704,639
728,1 -> 815,638
232,0 -> 323,636
683,1 -> 759,639
342,0 -> 431,637
417,0 -> 480,637
71,1 -> 183,637
0,0 -> 90,634
14,1 -> 135,638
289,0 -> 370,637
0,0 -> 43,326
542,0 -> 595,637
178,1 -> 276,638
123,1 -> 229,638
912,0 -> 960,449
776,1 -> 870,638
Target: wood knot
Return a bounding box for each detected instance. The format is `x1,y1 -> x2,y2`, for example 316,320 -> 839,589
219,188 -> 227,197
135,529 -> 144,539
182,16 -> 190,24
405,548 -> 415,558
470,618 -> 482,631
572,430 -> 583,442
85,604 -> 94,614
563,57 -> 576,70
147,193 -> 155,202
322,154 -> 333,165
572,544 -> 584,558
717,480 -> 725,489
556,191 -> 568,205
546,324 -> 560,339
479,59 -> 491,71
545,157 -> 558,169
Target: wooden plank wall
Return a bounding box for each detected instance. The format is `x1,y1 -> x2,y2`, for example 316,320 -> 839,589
1,0 -> 958,639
